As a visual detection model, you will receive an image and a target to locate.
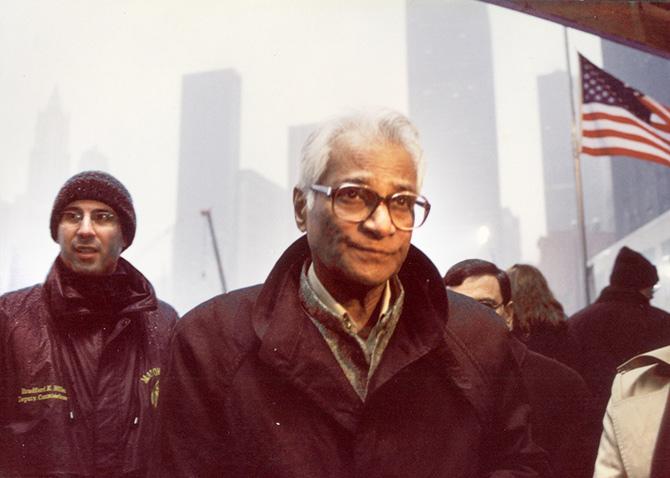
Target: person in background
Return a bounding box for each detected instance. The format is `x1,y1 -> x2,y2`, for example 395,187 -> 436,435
155,109 -> 549,478
569,246 -> 670,423
569,246 -> 670,478
507,263 -> 579,369
445,258 -> 593,478
0,171 -> 177,478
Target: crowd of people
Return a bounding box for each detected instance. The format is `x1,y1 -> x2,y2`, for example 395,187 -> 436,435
1,109 -> 669,477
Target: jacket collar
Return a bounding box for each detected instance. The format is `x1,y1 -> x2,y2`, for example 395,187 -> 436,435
616,345 -> 670,478
619,345 -> 670,373
44,256 -> 157,327
596,285 -> 650,306
250,236 -> 450,431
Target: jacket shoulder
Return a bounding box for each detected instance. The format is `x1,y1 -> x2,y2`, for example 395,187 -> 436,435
172,285 -> 263,380
0,284 -> 43,314
523,349 -> 591,402
0,285 -> 47,335
156,299 -> 179,322
650,304 -> 670,321
142,299 -> 179,346
444,291 -> 515,414
446,290 -> 510,350
611,345 -> 670,401
179,285 -> 262,334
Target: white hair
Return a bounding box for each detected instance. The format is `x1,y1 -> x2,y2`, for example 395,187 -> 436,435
296,108 -> 424,208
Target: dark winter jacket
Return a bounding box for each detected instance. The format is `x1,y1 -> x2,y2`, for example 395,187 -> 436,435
513,323 -> 581,372
509,338 -> 595,478
156,237 -> 549,478
569,285 -> 670,413
0,257 -> 177,478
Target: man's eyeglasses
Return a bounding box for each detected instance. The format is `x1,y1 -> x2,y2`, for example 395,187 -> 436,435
310,183 -> 431,231
477,299 -> 505,310
60,210 -> 118,227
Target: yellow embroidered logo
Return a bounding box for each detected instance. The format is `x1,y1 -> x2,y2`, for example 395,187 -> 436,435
139,367 -> 161,408
17,385 -> 68,404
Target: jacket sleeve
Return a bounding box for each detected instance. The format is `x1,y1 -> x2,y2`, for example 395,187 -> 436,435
593,395 -> 626,478
481,349 -> 552,478
446,293 -> 551,478
152,299 -> 239,478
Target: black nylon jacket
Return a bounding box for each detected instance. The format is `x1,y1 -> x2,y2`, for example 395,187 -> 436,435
156,237 -> 549,478
0,257 -> 177,477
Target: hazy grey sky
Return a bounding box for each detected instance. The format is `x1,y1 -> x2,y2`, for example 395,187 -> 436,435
0,0 -> 602,304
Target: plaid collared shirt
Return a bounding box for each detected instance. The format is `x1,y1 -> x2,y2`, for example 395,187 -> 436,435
299,262 -> 404,400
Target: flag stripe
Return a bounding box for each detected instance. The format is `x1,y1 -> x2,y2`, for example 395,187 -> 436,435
582,146 -> 670,167
579,54 -> 670,168
641,96 -> 670,124
651,116 -> 670,133
582,115 -> 670,150
582,136 -> 670,163
582,129 -> 670,157
641,97 -> 670,132
582,115 -> 670,151
582,103 -> 670,143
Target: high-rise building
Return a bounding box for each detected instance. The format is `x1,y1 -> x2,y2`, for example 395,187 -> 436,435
236,170 -> 299,287
406,0 -> 517,267
6,89 -> 69,290
287,123 -> 317,190
538,71 -> 577,233
601,39 -> 670,240
27,89 -> 71,200
172,70 -> 241,313
498,207 -> 521,268
535,70 -> 584,312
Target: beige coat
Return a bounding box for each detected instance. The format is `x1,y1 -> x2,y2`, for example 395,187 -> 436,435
594,345 -> 670,478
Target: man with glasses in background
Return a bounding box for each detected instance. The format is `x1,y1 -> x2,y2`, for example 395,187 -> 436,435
0,171 -> 177,477
445,258 -> 593,477
157,109 -> 549,477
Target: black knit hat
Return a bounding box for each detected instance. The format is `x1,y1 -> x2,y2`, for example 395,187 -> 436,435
50,171 -> 136,249
609,246 -> 658,289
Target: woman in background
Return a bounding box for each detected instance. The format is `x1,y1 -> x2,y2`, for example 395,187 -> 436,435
507,264 -> 578,369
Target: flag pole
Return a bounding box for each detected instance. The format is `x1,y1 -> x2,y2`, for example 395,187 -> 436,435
201,209 -> 228,294
563,27 -> 591,305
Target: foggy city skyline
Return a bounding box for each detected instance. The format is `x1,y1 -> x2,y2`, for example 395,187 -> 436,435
6,1 -> 668,316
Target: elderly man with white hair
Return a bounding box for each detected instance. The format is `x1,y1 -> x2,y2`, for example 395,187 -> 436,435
156,109 -> 549,478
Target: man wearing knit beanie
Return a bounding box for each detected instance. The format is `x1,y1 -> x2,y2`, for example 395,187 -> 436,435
608,246 -> 659,298
0,170 -> 178,477
568,246 -> 670,458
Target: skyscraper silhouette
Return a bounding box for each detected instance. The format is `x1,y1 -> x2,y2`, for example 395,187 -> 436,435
236,169 -> 298,287
536,70 -> 584,313
6,89 -> 70,290
601,39 -> 670,241
287,123 -> 317,190
406,0 -> 519,267
172,70 -> 241,313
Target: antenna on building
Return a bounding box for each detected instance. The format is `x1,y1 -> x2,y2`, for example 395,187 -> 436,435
200,209 -> 227,293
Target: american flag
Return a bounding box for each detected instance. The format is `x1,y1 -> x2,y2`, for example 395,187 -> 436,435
580,54 -> 670,168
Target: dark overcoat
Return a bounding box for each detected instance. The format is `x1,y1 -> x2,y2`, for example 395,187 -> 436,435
156,237 -> 549,478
